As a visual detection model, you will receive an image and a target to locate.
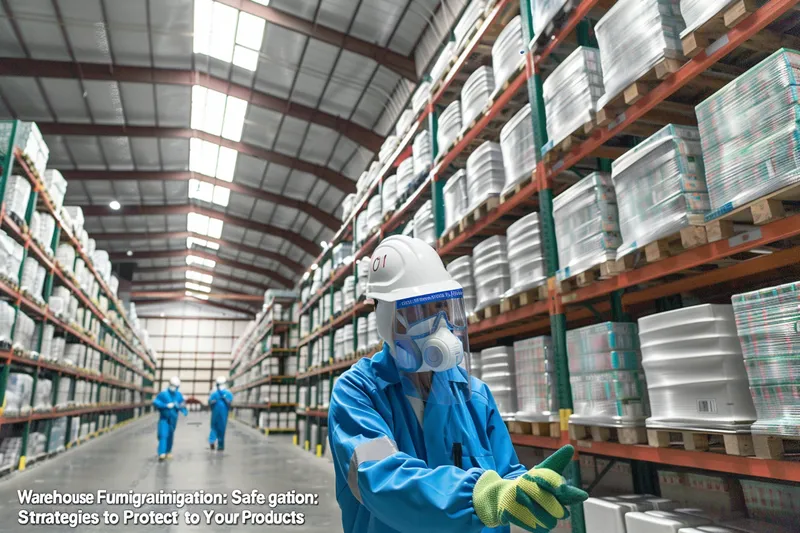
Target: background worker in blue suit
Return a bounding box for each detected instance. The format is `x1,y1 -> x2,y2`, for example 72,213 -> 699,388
329,235 -> 587,533
208,376 -> 233,451
152,376 -> 188,461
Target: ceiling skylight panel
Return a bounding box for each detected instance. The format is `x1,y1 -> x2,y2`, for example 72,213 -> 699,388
187,237 -> 220,251
193,0 -> 213,55
212,185 -> 231,207
232,46 -> 259,72
186,290 -> 210,300
208,1 -> 237,63
187,212 -> 210,235
186,270 -> 214,284
221,95 -> 248,142
187,255 -> 216,269
186,281 -> 212,293
207,217 -> 224,239
215,146 -> 237,182
236,12 -> 265,50
189,138 -> 220,177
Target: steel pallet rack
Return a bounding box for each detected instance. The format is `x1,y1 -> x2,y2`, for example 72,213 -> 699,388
0,126 -> 157,472
290,1 -> 800,530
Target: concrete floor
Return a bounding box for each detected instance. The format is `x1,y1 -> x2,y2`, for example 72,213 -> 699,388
0,413 -> 343,532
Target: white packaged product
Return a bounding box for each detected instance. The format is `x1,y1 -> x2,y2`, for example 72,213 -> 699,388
12,311 -> 35,351
366,195 -> 382,234
613,125 -> 709,259
466,141 -> 505,211
334,328 -> 344,361
33,378 -> 52,410
64,206 -> 85,235
480,346 -> 516,418
532,0 -> 571,45
380,135 -> 400,164
500,104 -> 536,190
355,210 -> 368,245
437,101 -> 462,153
584,495 -> 679,533
412,200 -> 436,247
625,510 -> 712,533
543,46 -> 605,149
56,243 -> 76,272
4,175 -> 31,222
514,336 -> 558,422
412,81 -> 431,115
43,169 -> 68,210
396,109 -> 414,139
342,193 -> 356,219
343,324 -> 354,356
505,212 -> 546,296
412,131 -> 432,177
0,301 -> 15,343
20,256 -> 45,300
554,172 -> 620,280
5,373 -> 34,416
492,16 -> 524,92
381,175 -> 397,217
473,236 -> 510,311
0,230 -> 23,284
343,275 -> 355,308
39,323 -> 55,360
680,0 -> 743,36
639,304 -> 756,431
34,212 -> 56,250
461,66 -> 495,128
446,256 -> 477,315
0,121 -> 49,176
443,170 -> 469,231
430,41 -> 455,84
596,0 -> 685,110
396,158 -> 415,201
357,317 -> 368,352
454,0 -> 488,50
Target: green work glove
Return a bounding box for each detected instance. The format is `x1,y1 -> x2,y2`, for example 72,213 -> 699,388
473,445 -> 588,532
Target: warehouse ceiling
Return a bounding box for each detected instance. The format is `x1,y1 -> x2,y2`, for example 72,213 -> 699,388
0,0 -> 446,312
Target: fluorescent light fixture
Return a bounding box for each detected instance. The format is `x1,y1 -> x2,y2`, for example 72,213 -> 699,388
186,270 -> 214,284
109,200 -> 121,210
186,290 -> 210,301
186,281 -> 212,293
187,212 -> 224,239
310,263 -> 318,270
187,255 -> 216,269
193,1 -> 265,72
126,250 -> 133,257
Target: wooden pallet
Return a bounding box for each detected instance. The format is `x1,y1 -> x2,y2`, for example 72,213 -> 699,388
647,428 -> 755,456
595,55 -> 684,127
469,303 -> 501,324
752,434 -> 800,460
555,259 -> 619,295
544,120 -> 594,164
570,423 -> 648,445
682,0 -> 758,57
500,285 -> 548,313
507,420 -> 561,437
612,215 -> 710,274
501,174 -> 534,204
459,195 -> 500,233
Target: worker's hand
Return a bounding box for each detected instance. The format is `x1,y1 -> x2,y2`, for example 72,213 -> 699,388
473,445 -> 587,532
166,402 -> 175,409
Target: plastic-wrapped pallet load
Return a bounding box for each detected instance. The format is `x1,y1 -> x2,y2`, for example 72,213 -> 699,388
732,281 -> 800,438
454,0 -> 487,50
443,170 -> 469,231
543,46 -> 604,148
357,257 -> 370,299
413,131 -> 433,177
343,324 -> 354,356
0,301 -> 15,344
355,210 -> 368,245
381,175 -> 397,218
48,417 -> 67,453
412,81 -> 431,116
480,347 -> 517,418
492,16 -> 524,93
332,241 -> 352,268
334,328 -> 344,361
554,172 -> 620,279
473,236 -> 510,311
13,311 -> 35,351
342,194 -> 356,219
0,121 -> 49,176
33,379 -> 52,410
412,200 -> 436,247
466,141 -> 505,211
20,256 -> 45,300
0,230 -> 23,284
461,66 -> 495,128
739,480 -> 800,529
396,158 -> 415,201
39,324 -> 55,360
613,125 -> 710,259
680,0 -> 759,36
532,0 -> 571,43
357,317 -> 368,352
4,175 -> 31,222
595,0 -> 685,111
367,312 -> 378,348
343,275 -> 355,308
626,510 -> 713,533
56,243 -> 75,272
5,373 -> 34,416
505,213 -> 546,297
584,495 -> 679,533
500,104 -> 536,191
43,169 -> 68,210
639,304 -> 756,430
567,322 -> 649,427
697,49 -> 800,216
513,336 -> 558,423
396,109 -> 414,139
380,135 -> 400,164
438,101 -> 462,153
445,256 -> 477,315
430,41 -> 455,84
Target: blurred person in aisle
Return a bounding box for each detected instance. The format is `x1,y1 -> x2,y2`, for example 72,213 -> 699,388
328,235 -> 586,533
152,376 -> 188,461
208,376 -> 233,451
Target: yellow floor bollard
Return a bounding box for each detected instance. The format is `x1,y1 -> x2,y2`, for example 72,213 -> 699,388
316,444 -> 322,457
304,440 -> 310,451
18,456 -> 26,471
292,435 -> 298,446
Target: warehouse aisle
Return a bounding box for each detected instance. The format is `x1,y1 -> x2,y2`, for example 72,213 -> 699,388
0,413 -> 343,532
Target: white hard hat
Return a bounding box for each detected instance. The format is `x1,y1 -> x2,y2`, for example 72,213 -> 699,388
216,376 -> 227,385
169,376 -> 181,388
366,235 -> 461,303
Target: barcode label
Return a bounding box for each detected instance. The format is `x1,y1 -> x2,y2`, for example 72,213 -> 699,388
697,399 -> 718,413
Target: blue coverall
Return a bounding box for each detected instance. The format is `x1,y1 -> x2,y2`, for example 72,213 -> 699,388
152,388 -> 188,455
208,388 -> 233,450
328,343 -> 527,533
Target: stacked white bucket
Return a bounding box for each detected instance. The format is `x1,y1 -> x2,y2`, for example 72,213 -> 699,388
466,142 -> 506,211
461,66 -> 495,128
382,174 -> 397,218
505,213 -> 546,298
491,16 -> 525,93
480,346 -> 517,418
500,104 -> 537,191
367,195 -> 382,234
454,0 -> 487,50
438,101 -> 462,154
413,131 -> 433,177
443,170 -> 469,231
355,210 -> 368,245
396,158 -> 415,201
445,256 -> 477,316
473,236 -> 510,311
413,200 -> 436,247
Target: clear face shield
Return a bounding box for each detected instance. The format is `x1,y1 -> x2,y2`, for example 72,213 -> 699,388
390,289 -> 471,405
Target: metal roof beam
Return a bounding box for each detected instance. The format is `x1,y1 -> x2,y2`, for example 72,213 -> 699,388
89,230 -> 305,273
131,266 -> 267,291
130,278 -> 261,295
61,170 -> 340,231
131,290 -> 263,302
79,204 -> 319,256
109,249 -> 293,287
36,123 -> 356,194
216,0 -> 418,81
0,58 -> 383,152
130,297 -> 256,316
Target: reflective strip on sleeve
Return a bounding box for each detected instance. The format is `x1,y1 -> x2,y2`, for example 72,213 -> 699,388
348,436 -> 398,503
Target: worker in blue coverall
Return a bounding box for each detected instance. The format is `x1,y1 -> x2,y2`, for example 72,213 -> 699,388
152,376 -> 188,461
208,376 -> 233,451
329,236 -> 587,533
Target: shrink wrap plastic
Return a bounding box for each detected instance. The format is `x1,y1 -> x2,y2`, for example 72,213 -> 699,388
412,200 -> 436,247
613,125 -> 710,258
505,213 -> 546,296
396,158 -> 415,200
0,230 -> 23,284
454,0 -> 488,51
480,346 -> 517,418
492,16 -> 525,92
513,336 -> 558,422
697,49 -> 800,217
732,281 -> 800,437
413,131 -> 433,177
473,236 -> 510,311
438,101 -> 462,153
366,195 -> 382,234
443,170 -> 469,231
466,141 -> 505,211
543,47 -> 604,149
554,172 -> 620,280
43,169 -> 68,210
500,104 -> 537,190
461,66 -> 494,128
4,175 -> 31,221
679,0 -> 766,36
567,322 -> 648,427
533,0 -> 571,42
430,42 -> 455,84
446,256 -> 476,316
596,0 -> 685,110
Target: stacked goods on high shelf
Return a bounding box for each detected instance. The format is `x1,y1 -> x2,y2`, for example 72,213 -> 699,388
491,15 -> 524,93
396,158 -> 415,204
504,213 -> 546,299
466,141 -> 506,211
445,256 -> 477,315
480,346 -> 516,418
438,101 -> 462,153
613,125 -> 709,260
638,305 -> 756,432
680,0 -> 764,40
500,104 -> 536,192
554,172 -> 620,280
0,121 -> 48,177
462,66 -> 495,128
454,0 -> 488,51
472,236 -> 510,314
531,0 -> 572,44
513,336 -> 558,424
443,170 -> 469,231
543,47 -> 604,150
567,322 -> 648,433
698,49 -> 800,217
413,131 -> 433,178
413,200 -> 436,247
595,0 -> 685,112
382,175 -> 397,219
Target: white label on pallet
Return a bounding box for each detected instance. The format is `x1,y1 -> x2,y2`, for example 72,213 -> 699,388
697,399 -> 718,413
728,228 -> 763,248
706,34 -> 730,57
